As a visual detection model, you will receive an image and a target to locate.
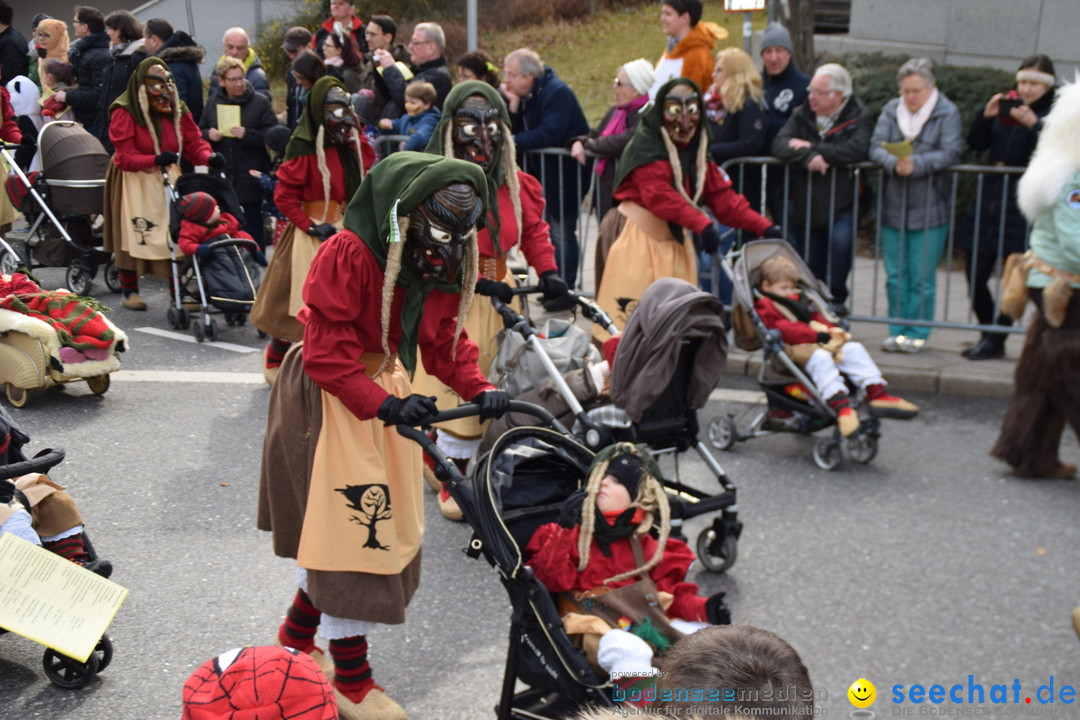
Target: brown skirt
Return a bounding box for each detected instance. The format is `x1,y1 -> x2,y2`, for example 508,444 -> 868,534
102,162 -> 173,279
257,345 -> 422,623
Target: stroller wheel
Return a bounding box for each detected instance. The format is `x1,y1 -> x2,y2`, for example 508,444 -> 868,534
708,416 -> 738,451
42,647 -> 100,689
178,309 -> 192,330
192,321 -> 205,342
5,383 -> 28,408
696,527 -> 738,573
812,437 -> 842,471
86,374 -> 110,396
0,246 -> 20,276
66,260 -> 94,297
166,307 -> 181,329
104,260 -> 121,294
205,320 -> 219,342
847,432 -> 878,464
92,634 -> 113,672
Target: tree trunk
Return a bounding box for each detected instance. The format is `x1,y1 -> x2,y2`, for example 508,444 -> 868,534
787,0 -> 817,73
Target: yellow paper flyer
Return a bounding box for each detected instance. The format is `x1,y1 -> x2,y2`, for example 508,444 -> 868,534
216,104 -> 241,138
0,533 -> 127,662
881,140 -> 913,160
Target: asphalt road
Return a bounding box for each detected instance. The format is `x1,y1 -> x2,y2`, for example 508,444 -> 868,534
1,270 -> 1079,720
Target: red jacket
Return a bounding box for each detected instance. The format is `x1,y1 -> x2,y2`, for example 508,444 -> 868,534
177,212 -> 253,256
613,159 -> 771,237
525,520 -> 707,623
1,88 -> 22,143
299,229 -> 494,420
273,141 -> 375,234
109,107 -> 211,171
479,171 -> 557,276
754,291 -> 836,345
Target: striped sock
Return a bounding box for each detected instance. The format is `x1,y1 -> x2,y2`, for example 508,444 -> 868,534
265,338 -> 291,368
42,534 -> 88,563
118,269 -> 139,296
330,635 -> 379,703
277,589 -> 321,653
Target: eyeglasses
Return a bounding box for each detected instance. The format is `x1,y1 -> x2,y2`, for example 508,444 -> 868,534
408,39 -> 433,47
504,70 -> 525,79
806,86 -> 837,96
612,78 -> 624,86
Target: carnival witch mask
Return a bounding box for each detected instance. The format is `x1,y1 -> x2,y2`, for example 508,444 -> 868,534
662,83 -> 701,148
451,94 -> 502,173
323,86 -> 359,145
405,182 -> 483,282
144,64 -> 176,114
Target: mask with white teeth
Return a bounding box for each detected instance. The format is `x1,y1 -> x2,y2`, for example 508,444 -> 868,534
404,182 -> 483,282
451,94 -> 501,173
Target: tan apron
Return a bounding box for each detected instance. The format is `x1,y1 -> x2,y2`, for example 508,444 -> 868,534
297,353 -> 424,575
594,201 -> 698,338
0,152 -> 15,228
120,166 -> 179,261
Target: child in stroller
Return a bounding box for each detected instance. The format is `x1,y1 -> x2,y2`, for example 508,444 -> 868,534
526,443 -> 730,698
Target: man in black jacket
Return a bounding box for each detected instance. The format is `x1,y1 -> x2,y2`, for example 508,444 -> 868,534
63,6 -> 110,135
0,1 -> 29,87
280,26 -> 312,129
207,28 -> 270,100
144,18 -> 206,122
772,63 -> 872,307
375,21 -> 451,112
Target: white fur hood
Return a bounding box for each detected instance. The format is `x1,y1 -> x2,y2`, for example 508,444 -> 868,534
1018,80 -> 1080,221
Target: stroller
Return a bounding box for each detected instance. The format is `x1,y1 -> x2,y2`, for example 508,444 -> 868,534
0,406 -> 115,689
482,280 -> 741,574
165,173 -> 262,342
1,121 -> 117,297
401,402 -> 615,719
707,239 -> 881,471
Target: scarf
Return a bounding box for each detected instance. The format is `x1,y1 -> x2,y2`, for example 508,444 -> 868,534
592,507 -> 646,557
595,93 -> 648,176
343,152 -> 489,375
896,86 -> 939,142
760,289 -> 814,324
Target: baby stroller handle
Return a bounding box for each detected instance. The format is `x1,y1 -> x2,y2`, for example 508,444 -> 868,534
395,400 -> 564,441
206,238 -> 260,252
0,447 -> 66,480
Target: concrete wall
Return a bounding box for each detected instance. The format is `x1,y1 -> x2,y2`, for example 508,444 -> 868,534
818,0 -> 1080,77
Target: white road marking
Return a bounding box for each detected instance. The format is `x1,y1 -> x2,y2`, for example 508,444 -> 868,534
133,327 -> 260,354
111,370 -> 266,384
709,388 -> 766,404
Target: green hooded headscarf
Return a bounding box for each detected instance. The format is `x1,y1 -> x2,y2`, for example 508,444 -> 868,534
284,75 -> 363,200
425,80 -> 514,251
110,57 -> 190,145
343,151 -> 490,376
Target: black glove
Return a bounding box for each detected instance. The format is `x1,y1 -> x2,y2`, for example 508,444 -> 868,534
471,389 -> 509,422
0,479 -> 13,504
308,223 -> 336,242
557,488 -> 588,528
195,244 -> 211,257
761,224 -> 785,240
207,152 -> 226,171
538,270 -> 569,302
19,133 -> 35,148
155,151 -> 178,167
474,277 -> 514,304
376,393 -> 438,426
705,591 -> 731,625
698,223 -> 721,255
816,332 -> 831,344
253,250 -> 268,267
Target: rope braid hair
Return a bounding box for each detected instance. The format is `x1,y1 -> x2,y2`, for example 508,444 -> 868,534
351,128 -> 366,182
576,442 -> 671,585
660,125 -> 707,208
314,125 -> 331,224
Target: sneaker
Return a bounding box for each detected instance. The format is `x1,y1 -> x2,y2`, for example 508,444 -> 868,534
438,483 -> 464,521
121,293 -> 147,311
900,337 -> 928,353
881,335 -> 904,352
835,407 -> 860,437
864,384 -> 919,419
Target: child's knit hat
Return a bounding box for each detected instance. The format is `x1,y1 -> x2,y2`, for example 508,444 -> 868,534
178,192 -> 218,224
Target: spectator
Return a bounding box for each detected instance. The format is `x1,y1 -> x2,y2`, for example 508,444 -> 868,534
32,18 -> 69,95
760,21 -> 809,218
25,14 -> 49,89
503,48 -> 590,304
455,49 -> 499,88
705,47 -> 767,166
868,57 -> 963,353
652,0 -> 723,97
321,26 -> 363,93
378,22 -> 451,112
314,0 -> 367,59
200,56 -> 278,250
287,50 -> 326,130
62,6 -> 109,135
93,10 -> 146,151
6,75 -> 41,170
0,2 -> 29,87
570,58 -> 654,227
355,15 -> 408,122
280,26 -> 313,129
143,18 -> 205,123
956,54 -> 1056,361
772,63 -> 873,308
40,59 -> 74,120
207,28 -> 270,101
378,80 -> 440,152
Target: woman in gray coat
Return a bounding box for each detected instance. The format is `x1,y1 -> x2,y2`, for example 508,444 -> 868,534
868,58 -> 963,352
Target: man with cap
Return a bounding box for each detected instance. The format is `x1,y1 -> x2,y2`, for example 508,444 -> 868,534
281,27 -> 313,129
651,0 -> 726,98
760,21 -> 809,222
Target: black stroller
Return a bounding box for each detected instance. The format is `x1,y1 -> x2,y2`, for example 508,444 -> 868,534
707,239 -> 881,471
0,121 -> 117,296
482,280 -> 742,573
165,173 -> 262,342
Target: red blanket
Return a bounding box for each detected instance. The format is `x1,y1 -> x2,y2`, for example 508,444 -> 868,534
0,292 -> 115,351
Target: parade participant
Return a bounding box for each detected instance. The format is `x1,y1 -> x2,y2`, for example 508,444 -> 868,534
595,77 -> 781,332
258,152 -> 507,720
250,76 -> 373,384
418,80 -> 566,520
991,79 -> 1080,479
102,57 -> 218,311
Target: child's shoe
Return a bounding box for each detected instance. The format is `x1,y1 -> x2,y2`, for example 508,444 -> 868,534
827,393 -> 860,437
438,482 -> 464,522
334,687 -> 406,720
864,383 -> 919,419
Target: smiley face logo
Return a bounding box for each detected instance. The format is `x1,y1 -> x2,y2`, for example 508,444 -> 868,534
848,678 -> 876,708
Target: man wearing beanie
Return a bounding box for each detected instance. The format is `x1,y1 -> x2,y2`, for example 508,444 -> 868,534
760,21 -> 810,221
652,0 -> 726,98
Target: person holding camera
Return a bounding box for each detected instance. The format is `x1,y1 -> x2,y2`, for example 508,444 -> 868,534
956,54 -> 1056,360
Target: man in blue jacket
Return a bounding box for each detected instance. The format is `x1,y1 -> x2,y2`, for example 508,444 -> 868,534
503,48 -> 590,308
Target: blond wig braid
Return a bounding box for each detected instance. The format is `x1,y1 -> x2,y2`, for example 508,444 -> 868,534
314,125 -> 331,224
660,127 -> 707,207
